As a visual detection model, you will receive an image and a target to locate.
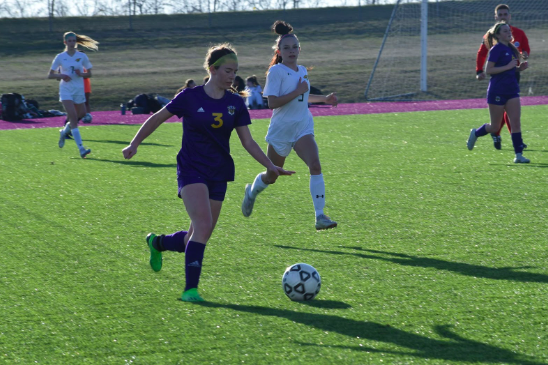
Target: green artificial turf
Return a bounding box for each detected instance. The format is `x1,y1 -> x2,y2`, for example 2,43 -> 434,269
1,106 -> 548,364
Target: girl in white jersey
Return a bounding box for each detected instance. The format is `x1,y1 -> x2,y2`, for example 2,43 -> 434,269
241,20 -> 339,230
48,31 -> 98,158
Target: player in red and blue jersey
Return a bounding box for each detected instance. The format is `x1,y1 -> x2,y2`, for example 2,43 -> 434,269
467,22 -> 529,163
475,4 -> 530,150
123,44 -> 294,302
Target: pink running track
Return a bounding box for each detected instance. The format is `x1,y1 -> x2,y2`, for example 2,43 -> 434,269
1,96 -> 547,130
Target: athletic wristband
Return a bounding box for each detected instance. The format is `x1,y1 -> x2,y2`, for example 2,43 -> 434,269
476,70 -> 484,75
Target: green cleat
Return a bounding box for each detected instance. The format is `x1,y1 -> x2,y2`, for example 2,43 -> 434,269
146,233 -> 162,272
181,288 -> 204,302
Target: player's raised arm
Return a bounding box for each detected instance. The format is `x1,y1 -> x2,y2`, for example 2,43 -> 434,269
266,77 -> 309,109
122,107 -> 173,159
236,125 -> 294,177
309,92 -> 338,107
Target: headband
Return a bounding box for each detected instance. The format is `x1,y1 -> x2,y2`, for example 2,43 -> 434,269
278,33 -> 296,46
211,53 -> 238,67
494,22 -> 507,34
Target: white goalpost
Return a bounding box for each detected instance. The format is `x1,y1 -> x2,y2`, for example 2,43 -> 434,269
420,0 -> 427,93
365,0 -> 548,101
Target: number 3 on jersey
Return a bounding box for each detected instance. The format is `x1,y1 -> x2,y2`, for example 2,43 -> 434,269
211,113 -> 223,128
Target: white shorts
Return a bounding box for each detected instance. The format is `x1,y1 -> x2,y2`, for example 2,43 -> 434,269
59,91 -> 85,104
267,132 -> 314,157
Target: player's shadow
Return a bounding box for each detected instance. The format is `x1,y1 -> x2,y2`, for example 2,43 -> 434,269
489,162 -> 548,168
85,157 -> 176,168
85,139 -> 173,147
275,245 -> 548,284
3,119 -> 42,124
197,302 -> 542,364
298,299 -> 352,309
518,163 -> 548,168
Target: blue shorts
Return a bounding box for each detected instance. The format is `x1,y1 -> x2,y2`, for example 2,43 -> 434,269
487,93 -> 519,106
178,176 -> 228,201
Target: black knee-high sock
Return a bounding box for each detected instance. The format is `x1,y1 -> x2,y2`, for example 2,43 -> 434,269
511,132 -> 524,154
184,241 -> 206,291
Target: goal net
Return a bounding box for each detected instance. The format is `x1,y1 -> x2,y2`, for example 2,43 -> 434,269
364,0 -> 548,101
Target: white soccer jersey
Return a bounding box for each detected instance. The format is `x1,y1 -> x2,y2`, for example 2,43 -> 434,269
263,63 -> 314,143
51,51 -> 92,95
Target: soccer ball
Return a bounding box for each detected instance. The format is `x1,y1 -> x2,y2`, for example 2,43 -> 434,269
282,263 -> 321,301
82,113 -> 93,123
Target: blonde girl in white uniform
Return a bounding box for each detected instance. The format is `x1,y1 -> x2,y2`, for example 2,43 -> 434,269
241,20 -> 339,230
48,31 -> 98,158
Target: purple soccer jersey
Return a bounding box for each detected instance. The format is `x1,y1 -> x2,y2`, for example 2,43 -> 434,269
166,86 -> 251,182
487,43 -> 520,96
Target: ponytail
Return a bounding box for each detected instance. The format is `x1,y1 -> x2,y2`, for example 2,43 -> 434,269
267,20 -> 298,74
484,21 -> 520,59
64,31 -> 99,51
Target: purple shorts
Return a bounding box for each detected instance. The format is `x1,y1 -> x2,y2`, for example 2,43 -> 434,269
178,176 -> 228,201
487,93 -> 519,106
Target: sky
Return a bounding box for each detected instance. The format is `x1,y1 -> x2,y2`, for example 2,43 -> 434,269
0,0 -> 411,18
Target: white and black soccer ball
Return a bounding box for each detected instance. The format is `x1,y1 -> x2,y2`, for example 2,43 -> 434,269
282,263 -> 321,301
82,113 -> 93,123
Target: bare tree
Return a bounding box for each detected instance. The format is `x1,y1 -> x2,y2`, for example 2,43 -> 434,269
301,0 -> 322,7
48,0 -> 55,17
212,0 -> 221,12
247,0 -> 275,10
276,0 -> 289,10
55,0 -> 70,16
171,0 -> 205,13
222,0 -> 244,12
143,0 -> 172,14
4,0 -> 42,17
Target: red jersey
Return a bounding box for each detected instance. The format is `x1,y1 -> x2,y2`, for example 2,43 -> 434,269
476,25 -> 530,73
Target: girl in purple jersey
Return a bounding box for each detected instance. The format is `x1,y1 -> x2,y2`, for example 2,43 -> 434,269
123,44 -> 294,302
467,21 -> 529,163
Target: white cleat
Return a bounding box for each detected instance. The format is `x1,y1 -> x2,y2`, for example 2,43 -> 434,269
467,129 -> 478,150
513,154 -> 530,163
241,184 -> 255,217
315,214 -> 337,230
58,129 -> 66,148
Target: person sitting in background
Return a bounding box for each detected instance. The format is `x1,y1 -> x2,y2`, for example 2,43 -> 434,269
175,79 -> 197,97
245,75 -> 264,109
232,76 -> 245,93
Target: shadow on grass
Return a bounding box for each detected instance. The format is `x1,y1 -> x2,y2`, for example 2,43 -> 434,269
85,139 -> 173,147
488,163 -> 548,168
85,157 -> 176,168
298,299 -> 352,309
275,245 -> 548,284
197,302 -> 542,364
2,119 -> 43,124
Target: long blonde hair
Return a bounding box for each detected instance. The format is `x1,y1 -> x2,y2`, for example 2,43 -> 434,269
483,21 -> 519,59
64,31 -> 99,51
